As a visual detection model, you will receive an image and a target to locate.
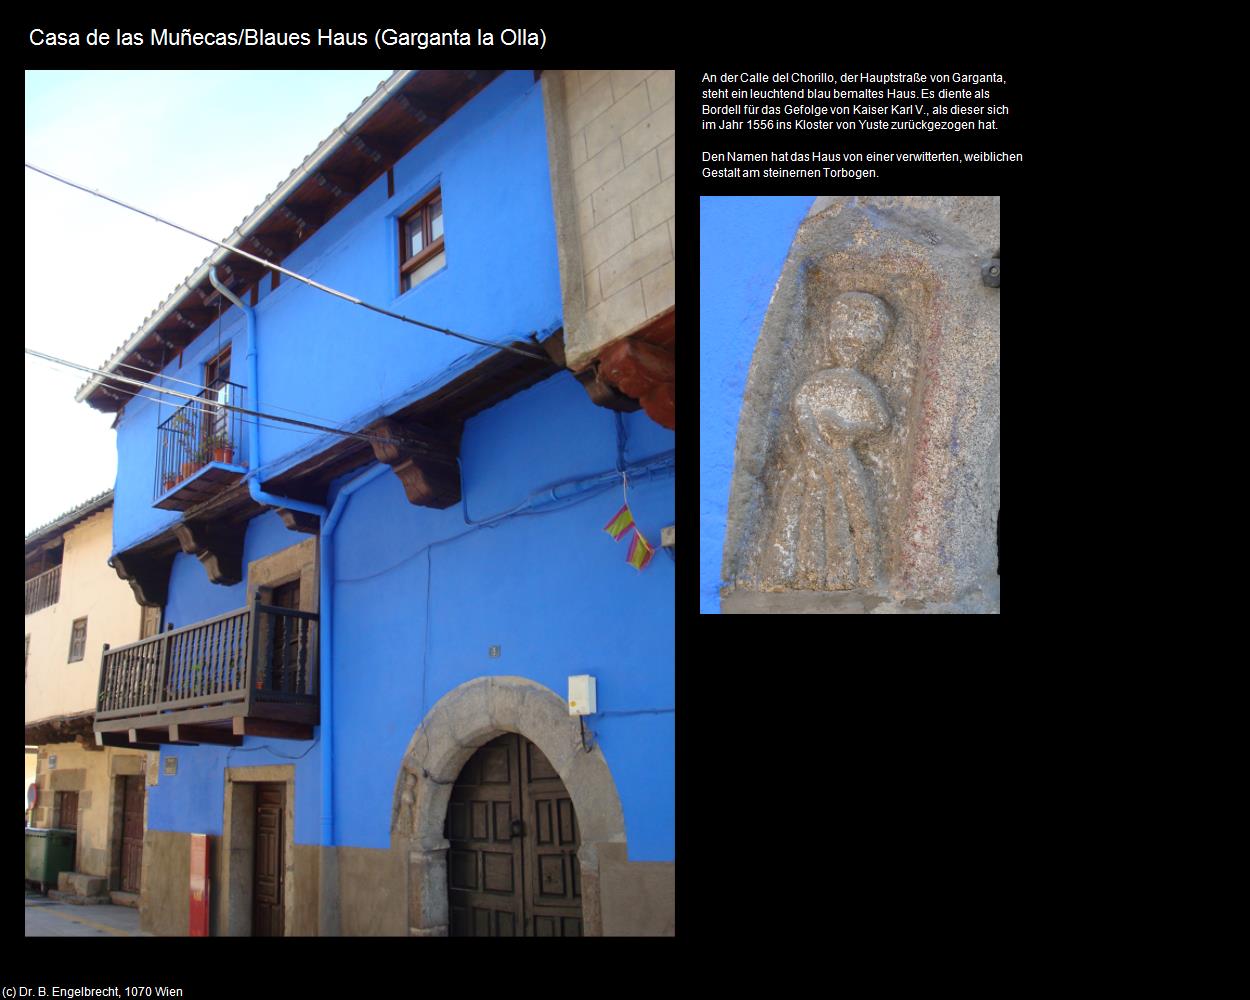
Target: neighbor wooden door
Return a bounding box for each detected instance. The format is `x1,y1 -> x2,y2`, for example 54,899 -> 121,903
252,783 -> 285,936
120,776 -> 144,893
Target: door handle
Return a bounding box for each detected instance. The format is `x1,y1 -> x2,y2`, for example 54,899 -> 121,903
511,819 -> 524,838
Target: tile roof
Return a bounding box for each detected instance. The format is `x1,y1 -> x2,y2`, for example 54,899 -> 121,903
25,488 -> 113,546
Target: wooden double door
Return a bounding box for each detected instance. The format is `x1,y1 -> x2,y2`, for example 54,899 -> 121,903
447,734 -> 583,936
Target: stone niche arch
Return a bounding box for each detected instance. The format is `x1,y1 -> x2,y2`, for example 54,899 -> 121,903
390,676 -> 626,936
722,195 -> 1001,613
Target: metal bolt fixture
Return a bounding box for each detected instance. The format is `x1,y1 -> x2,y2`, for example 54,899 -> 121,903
982,258 -> 1001,288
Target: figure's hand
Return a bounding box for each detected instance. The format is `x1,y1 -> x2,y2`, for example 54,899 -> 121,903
796,410 -> 835,452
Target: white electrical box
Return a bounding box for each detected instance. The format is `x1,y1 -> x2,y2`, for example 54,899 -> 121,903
568,675 -> 596,717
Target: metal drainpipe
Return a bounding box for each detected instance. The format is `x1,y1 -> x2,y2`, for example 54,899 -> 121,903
209,267 -> 384,934
208,268 -> 324,521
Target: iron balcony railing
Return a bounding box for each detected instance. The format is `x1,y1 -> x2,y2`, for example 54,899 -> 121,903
96,596 -> 318,723
25,565 -> 62,615
154,378 -> 246,500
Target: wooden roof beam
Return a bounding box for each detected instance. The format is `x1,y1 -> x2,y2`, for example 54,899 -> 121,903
347,133 -> 400,165
246,231 -> 297,260
396,94 -> 444,127
278,203 -> 326,232
315,171 -> 360,199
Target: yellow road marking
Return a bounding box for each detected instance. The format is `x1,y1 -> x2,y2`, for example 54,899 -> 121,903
25,902 -> 133,936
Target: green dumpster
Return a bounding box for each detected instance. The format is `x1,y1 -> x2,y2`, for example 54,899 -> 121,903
25,827 -> 76,892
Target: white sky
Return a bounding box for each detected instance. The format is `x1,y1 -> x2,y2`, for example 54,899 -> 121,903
24,70 -> 393,535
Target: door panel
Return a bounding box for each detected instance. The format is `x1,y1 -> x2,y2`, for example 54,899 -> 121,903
120,776 -> 144,893
446,735 -> 524,936
252,783 -> 284,936
447,734 -> 582,936
266,581 -> 301,694
56,791 -> 80,871
521,739 -> 583,936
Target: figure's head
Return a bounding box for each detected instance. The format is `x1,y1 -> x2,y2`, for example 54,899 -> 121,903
814,291 -> 892,368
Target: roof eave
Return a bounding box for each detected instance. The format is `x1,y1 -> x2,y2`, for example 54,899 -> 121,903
75,69 -> 419,409
24,489 -> 114,551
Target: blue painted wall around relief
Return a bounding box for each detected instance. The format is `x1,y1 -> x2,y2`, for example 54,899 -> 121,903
329,373 -> 675,860
699,196 -> 813,614
112,71 -> 561,557
144,374 -> 675,860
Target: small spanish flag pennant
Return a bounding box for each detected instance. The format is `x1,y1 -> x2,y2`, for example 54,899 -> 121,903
603,503 -> 635,541
626,528 -> 655,571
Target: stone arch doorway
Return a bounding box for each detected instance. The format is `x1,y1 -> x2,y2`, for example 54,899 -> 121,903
390,676 -> 626,936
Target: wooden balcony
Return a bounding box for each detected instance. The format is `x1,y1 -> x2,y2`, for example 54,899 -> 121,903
25,564 -> 61,615
93,597 -> 318,748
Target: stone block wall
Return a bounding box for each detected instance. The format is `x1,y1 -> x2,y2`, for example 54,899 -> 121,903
544,70 -> 675,370
32,743 -> 153,879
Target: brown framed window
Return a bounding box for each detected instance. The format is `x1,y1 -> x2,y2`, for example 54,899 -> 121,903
68,617 -> 87,663
205,345 -> 231,387
399,189 -> 445,292
203,345 -> 233,449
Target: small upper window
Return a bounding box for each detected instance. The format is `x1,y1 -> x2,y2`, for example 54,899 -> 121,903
204,345 -> 231,388
68,617 -> 87,663
399,189 -> 445,292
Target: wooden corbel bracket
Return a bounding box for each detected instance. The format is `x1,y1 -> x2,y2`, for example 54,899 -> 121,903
366,417 -> 462,509
172,519 -> 244,586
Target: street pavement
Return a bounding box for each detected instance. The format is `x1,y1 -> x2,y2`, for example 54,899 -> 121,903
24,890 -> 150,936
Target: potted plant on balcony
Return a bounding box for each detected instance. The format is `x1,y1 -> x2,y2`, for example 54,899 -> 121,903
207,430 -> 234,465
171,411 -> 197,481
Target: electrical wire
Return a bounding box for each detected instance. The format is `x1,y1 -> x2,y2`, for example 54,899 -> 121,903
41,347 -> 443,436
27,356 -> 327,440
26,347 -> 439,454
25,162 -> 551,363
338,452 -> 675,585
110,358 -> 340,425
226,735 -> 321,765
594,709 -> 675,717
63,379 -> 349,446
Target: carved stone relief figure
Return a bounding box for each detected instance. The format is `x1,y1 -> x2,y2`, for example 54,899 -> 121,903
761,292 -> 892,590
396,766 -> 419,835
722,196 -> 1000,613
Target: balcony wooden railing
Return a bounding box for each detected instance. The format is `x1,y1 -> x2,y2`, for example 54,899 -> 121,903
95,597 -> 318,731
25,565 -> 61,615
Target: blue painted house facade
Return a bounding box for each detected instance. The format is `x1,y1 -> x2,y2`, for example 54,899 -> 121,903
81,70 -> 675,936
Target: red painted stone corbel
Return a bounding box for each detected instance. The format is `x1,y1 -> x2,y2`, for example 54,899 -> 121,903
596,338 -> 675,430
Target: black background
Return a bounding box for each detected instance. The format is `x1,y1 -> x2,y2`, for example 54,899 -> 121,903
22,18 -> 1067,976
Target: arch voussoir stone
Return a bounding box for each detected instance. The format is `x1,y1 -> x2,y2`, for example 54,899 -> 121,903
392,676 -> 626,936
